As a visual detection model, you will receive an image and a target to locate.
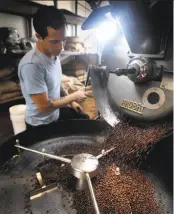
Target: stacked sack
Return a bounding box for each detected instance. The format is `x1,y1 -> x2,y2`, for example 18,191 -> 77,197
64,37 -> 92,53
61,74 -> 84,94
61,60 -> 98,119
0,27 -> 34,54
0,68 -> 22,103
62,59 -> 87,84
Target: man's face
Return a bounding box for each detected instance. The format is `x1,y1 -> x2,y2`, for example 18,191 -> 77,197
38,26 -> 66,57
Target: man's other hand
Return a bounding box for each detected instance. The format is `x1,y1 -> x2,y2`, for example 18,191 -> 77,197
71,101 -> 83,113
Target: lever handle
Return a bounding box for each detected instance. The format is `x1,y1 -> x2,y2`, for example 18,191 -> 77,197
113,68 -> 136,76
85,67 -> 91,91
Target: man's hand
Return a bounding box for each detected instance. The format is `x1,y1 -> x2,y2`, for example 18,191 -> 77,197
71,101 -> 83,113
72,90 -> 88,102
31,90 -> 90,113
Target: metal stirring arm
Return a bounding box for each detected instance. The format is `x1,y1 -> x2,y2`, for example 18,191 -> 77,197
15,145 -> 71,163
96,147 -> 115,159
85,172 -> 100,214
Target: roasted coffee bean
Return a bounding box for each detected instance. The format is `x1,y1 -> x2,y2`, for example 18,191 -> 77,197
103,120 -> 172,167
31,120 -> 172,213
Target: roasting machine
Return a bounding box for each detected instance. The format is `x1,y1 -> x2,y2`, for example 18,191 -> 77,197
0,1 -> 173,214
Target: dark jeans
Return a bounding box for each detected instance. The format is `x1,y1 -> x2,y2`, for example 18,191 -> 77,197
26,107 -> 89,130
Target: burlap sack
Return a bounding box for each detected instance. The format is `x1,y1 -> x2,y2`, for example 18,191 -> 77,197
0,81 -> 21,94
62,68 -> 86,78
64,43 -> 77,52
0,95 -> 23,104
61,74 -> 93,94
61,74 -> 84,94
64,36 -> 86,52
0,68 -> 14,79
61,74 -> 97,118
62,60 -> 86,77
65,37 -> 81,43
0,91 -> 22,101
77,73 -> 87,83
64,42 -> 85,53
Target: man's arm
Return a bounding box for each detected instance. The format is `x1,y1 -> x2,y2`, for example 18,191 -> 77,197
60,85 -> 85,112
20,63 -> 87,113
31,91 -> 81,113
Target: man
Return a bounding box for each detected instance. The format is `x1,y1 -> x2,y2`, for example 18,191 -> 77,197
18,6 -> 90,129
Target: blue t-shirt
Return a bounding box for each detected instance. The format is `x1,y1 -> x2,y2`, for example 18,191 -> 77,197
18,48 -> 62,126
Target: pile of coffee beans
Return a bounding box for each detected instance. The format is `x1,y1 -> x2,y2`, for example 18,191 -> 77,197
54,143 -> 102,157
36,120 -> 172,214
73,164 -> 161,214
38,157 -> 161,214
103,120 -> 173,167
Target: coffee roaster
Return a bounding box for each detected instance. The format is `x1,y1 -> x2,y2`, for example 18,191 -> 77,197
83,0 -> 173,126
0,1 -> 173,213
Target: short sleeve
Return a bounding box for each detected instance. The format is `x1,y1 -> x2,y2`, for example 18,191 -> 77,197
20,63 -> 47,95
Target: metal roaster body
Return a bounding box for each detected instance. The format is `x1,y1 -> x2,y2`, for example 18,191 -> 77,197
82,0 -> 173,126
0,1 -> 173,214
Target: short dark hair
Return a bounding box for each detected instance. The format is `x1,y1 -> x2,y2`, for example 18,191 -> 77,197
33,6 -> 66,39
